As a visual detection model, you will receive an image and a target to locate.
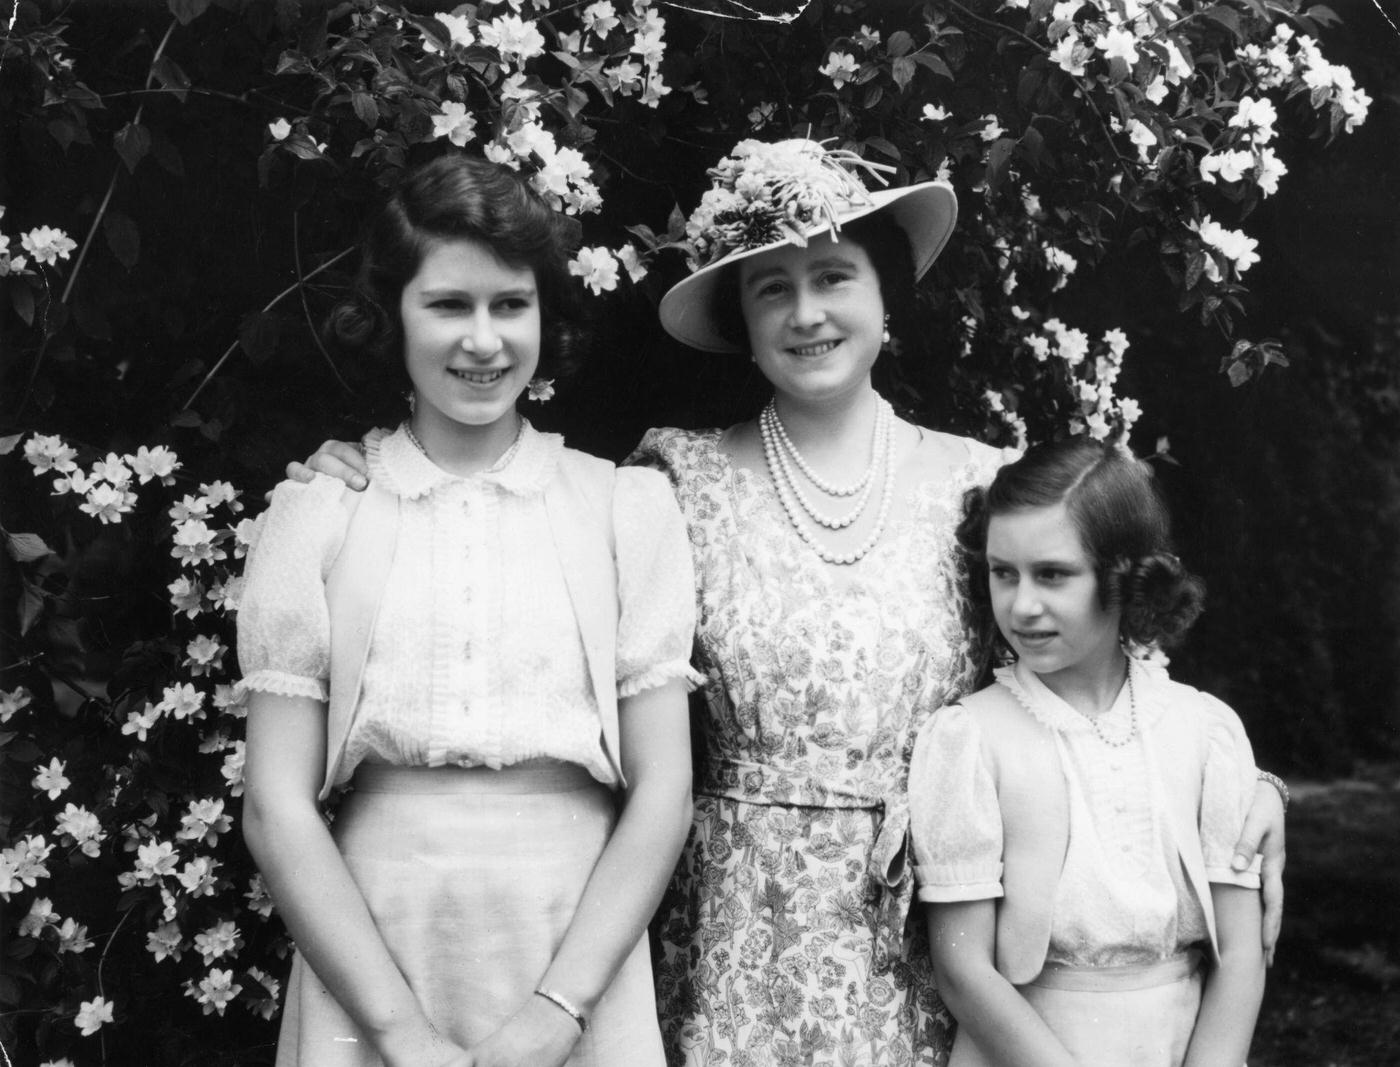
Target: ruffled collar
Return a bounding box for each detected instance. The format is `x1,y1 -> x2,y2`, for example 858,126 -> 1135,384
993,654 -> 1171,735
368,419 -> 562,500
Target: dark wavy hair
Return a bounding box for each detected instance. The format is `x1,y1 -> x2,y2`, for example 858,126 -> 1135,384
707,211 -> 918,353
324,153 -> 584,395
957,436 -> 1206,649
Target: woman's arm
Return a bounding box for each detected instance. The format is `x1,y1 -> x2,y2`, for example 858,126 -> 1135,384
1183,885 -> 1266,1067
242,694 -> 472,1067
467,679 -> 694,1067
286,439 -> 372,488
927,901 -> 1080,1067
1230,781 -> 1286,964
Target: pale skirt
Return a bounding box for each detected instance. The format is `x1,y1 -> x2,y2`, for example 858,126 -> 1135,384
274,761 -> 665,1067
949,951 -> 1206,1067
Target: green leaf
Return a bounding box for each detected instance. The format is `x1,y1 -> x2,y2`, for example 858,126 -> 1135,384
6,532 -> 55,563
167,0 -> 211,24
1185,250 -> 1209,290
10,283 -> 35,326
863,135 -> 901,161
0,433 -> 22,455
113,121 -> 152,173
1200,4 -> 1242,32
887,30 -> 914,58
351,91 -> 379,128
152,56 -> 191,103
239,311 -> 281,364
47,117 -> 79,151
1305,3 -> 1341,24
19,586 -> 44,636
986,136 -> 1016,193
891,56 -> 915,90
911,52 -> 952,79
104,211 -> 141,270
1226,358 -> 1252,386
170,410 -> 203,428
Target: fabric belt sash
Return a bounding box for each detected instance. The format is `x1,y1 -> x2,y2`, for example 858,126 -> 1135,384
1028,948 -> 1205,991
698,755 -> 912,970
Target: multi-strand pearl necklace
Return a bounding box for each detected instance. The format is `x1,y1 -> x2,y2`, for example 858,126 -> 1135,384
759,397 -> 897,566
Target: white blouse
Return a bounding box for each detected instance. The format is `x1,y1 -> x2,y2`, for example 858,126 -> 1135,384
237,423 -> 701,788
910,658 -> 1261,968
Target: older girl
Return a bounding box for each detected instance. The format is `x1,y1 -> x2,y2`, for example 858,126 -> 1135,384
238,154 -> 698,1067
911,438 -> 1265,1066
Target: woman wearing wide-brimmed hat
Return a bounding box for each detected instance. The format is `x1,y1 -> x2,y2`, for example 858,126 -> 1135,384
288,138 -> 1286,1066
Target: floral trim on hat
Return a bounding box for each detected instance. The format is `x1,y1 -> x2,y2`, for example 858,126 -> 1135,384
679,139 -> 895,270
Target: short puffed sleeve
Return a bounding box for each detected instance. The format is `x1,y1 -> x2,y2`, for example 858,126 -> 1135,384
909,703 -> 1006,903
612,466 -> 705,699
1198,692 -> 1263,889
235,474 -> 353,703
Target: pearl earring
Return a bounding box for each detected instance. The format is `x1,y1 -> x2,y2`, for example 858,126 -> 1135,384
881,315 -> 892,347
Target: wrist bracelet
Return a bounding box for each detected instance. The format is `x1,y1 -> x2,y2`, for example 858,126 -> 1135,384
534,987 -> 588,1034
1257,769 -> 1290,813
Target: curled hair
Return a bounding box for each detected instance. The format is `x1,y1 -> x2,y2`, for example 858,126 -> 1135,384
957,437 -> 1206,649
324,153 -> 585,394
707,211 -> 918,354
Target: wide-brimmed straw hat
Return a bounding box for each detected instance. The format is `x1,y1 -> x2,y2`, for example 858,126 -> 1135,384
658,138 -> 957,354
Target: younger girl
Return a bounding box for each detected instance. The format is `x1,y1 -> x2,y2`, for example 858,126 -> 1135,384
237,154 -> 698,1066
909,438 -> 1266,1067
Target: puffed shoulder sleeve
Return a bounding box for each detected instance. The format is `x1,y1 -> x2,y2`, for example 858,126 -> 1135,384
235,474 -> 353,703
909,704 -> 1005,903
612,466 -> 705,699
963,436 -> 1020,488
1198,692 -> 1263,889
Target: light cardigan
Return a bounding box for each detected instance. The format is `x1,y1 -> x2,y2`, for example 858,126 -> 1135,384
910,658 -> 1261,984
237,424 -> 701,800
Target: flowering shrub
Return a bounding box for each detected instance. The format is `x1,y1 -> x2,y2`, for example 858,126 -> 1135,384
0,0 -> 1379,1061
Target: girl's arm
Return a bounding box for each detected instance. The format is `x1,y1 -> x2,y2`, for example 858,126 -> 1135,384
927,901 -> 1080,1067
1230,781 -> 1286,963
242,694 -> 473,1067
1183,885 -> 1266,1067
467,679 -> 694,1067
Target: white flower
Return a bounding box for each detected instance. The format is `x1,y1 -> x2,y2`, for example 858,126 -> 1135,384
640,71 -> 670,109
169,494 -> 211,522
1045,246 -> 1077,291
21,226 -> 77,266
178,797 -> 233,847
430,101 -> 477,147
1143,75 -> 1169,104
616,244 -> 647,283
1195,215 -> 1259,276
1162,39 -> 1192,83
246,873 -> 276,919
199,480 -> 242,511
33,757 -> 70,800
983,389 -> 1006,414
479,14 -> 546,64
1118,396 -> 1143,426
193,920 -> 241,965
1026,335 -> 1052,362
583,1 -> 619,36
90,452 -> 133,485
980,115 -> 1005,142
1230,96 -> 1278,144
208,576 -> 241,613
607,58 -> 643,94
1052,0 -> 1084,20
0,686 -> 33,724
1103,327 -> 1130,360
424,11 -> 475,53
221,741 -> 246,797
158,682 -> 206,721
56,916 -> 94,954
1097,27 -> 1138,64
79,482 -> 136,524
0,835 -> 54,898
133,839 -> 180,884
631,25 -> 665,65
56,804 -> 106,857
146,921 -> 184,963
178,855 -> 221,897
485,141 -> 516,168
1057,326 -> 1090,365
569,246 -> 620,295
505,119 -> 555,161
75,996 -> 115,1036
121,702 -> 162,742
267,118 -> 291,141
1085,410 -> 1112,440
819,51 -> 859,89
187,968 -> 242,1016
1127,118 -> 1156,160
921,104 -> 950,122
1199,149 -> 1252,184
1050,35 -> 1087,76
747,101 -> 776,127
1255,147 -> 1287,196
247,965 -> 283,1020
168,576 -> 204,618
125,444 -> 181,485
23,434 -> 79,474
184,634 -> 227,677
18,896 -> 58,937
172,519 -> 225,566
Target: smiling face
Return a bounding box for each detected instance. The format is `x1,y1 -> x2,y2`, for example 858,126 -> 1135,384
737,233 -> 885,406
987,502 -> 1124,693
399,236 -> 540,442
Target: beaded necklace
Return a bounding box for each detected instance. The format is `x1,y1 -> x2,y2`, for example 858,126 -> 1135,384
759,397 -> 897,566
401,417 -> 526,475
1077,668 -> 1138,747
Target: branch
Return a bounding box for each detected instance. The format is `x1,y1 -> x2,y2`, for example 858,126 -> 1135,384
294,213 -> 353,394
181,246 -> 355,410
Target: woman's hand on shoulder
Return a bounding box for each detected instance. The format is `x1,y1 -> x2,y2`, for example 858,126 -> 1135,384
467,995 -> 581,1067
285,438 -> 372,490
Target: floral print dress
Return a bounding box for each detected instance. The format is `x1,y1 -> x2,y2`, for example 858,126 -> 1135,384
630,427 -> 1005,1067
